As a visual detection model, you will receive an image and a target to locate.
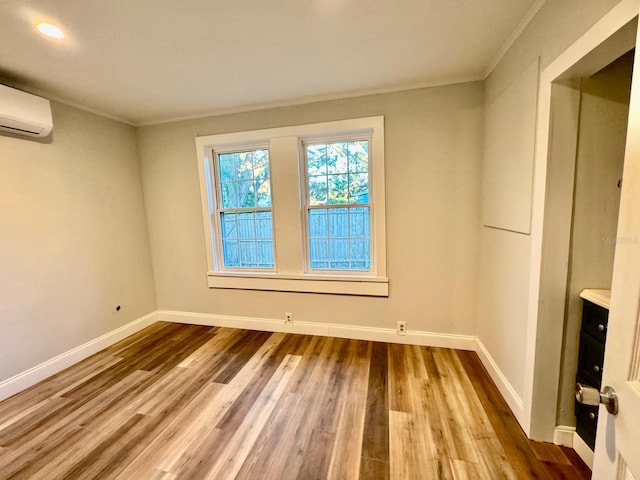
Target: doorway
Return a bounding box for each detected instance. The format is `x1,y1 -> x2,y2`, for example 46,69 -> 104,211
522,3 -> 638,462
556,50 -> 634,467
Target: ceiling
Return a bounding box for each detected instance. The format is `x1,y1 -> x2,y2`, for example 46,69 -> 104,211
0,0 -> 540,125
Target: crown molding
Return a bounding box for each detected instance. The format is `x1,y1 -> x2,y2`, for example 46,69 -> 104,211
483,0 -> 547,79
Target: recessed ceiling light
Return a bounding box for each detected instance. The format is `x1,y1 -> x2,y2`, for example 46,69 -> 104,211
36,23 -> 64,39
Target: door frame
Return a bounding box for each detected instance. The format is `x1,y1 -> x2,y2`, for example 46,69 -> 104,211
523,0 -> 638,444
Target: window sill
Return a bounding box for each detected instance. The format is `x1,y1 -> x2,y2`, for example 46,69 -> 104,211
207,272 -> 389,297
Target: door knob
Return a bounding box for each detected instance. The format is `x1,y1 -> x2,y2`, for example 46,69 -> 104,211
575,383 -> 618,415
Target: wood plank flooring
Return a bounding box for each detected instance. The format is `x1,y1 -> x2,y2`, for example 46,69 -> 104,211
0,322 -> 591,479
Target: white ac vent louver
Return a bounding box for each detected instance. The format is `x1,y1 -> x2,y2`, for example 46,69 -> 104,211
0,84 -> 53,138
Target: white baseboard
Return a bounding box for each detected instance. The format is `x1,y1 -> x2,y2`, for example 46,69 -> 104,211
155,310 -> 478,351
573,431 -> 594,469
554,426 -> 595,470
474,338 -> 525,425
553,425 -> 576,447
0,312 -> 158,402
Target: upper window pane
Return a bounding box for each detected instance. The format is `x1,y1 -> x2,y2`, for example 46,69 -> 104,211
218,149 -> 271,208
306,140 -> 369,206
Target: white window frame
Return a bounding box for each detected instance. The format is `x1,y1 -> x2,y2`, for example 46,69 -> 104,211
195,116 -> 387,296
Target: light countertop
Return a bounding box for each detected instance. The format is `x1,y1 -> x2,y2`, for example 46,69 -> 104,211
580,289 -> 611,310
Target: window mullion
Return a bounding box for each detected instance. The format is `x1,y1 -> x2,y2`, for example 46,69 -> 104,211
269,135 -> 305,275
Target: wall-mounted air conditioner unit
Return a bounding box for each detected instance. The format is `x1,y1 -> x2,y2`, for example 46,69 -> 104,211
0,84 -> 53,138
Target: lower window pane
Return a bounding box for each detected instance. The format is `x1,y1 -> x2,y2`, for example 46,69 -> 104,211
349,207 -> 370,237
308,207 -> 371,271
255,211 -> 273,239
329,239 -> 349,268
237,212 -> 256,238
308,209 -> 328,238
257,241 -> 274,266
309,238 -> 329,269
221,213 -> 237,239
220,211 -> 274,269
222,240 -> 240,267
350,239 -> 369,261
329,208 -> 349,237
239,241 -> 257,266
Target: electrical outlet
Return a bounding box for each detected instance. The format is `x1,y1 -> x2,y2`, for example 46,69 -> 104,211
285,312 -> 293,324
397,321 -> 407,336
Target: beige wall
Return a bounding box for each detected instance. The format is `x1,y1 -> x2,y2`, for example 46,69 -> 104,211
137,84 -> 483,334
477,0 -> 624,417
0,101 -> 156,381
557,52 -> 632,426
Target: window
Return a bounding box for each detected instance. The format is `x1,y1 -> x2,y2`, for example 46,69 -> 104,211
215,149 -> 274,269
304,140 -> 371,271
196,116 -> 387,296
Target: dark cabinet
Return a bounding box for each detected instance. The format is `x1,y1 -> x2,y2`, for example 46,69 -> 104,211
575,296 -> 609,450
